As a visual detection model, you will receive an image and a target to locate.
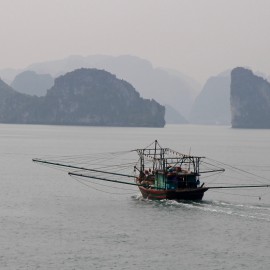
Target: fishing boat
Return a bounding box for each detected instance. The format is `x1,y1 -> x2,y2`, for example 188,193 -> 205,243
134,140 -> 215,200
33,140 -> 270,201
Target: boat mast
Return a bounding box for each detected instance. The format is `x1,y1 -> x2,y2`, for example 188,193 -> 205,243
195,157 -> 201,175
153,139 -> 157,171
139,150 -> 145,177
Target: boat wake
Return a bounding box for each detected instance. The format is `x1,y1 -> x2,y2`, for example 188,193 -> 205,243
131,195 -> 270,222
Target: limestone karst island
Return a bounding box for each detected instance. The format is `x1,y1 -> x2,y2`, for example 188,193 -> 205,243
0,68 -> 165,127
230,67 -> 270,129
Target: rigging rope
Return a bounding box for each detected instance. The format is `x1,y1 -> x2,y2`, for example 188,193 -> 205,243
206,157 -> 270,184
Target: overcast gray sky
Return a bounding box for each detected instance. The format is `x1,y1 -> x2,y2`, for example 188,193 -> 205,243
1,0 -> 269,83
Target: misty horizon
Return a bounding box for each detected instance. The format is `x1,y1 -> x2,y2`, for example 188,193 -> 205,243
1,0 -> 270,84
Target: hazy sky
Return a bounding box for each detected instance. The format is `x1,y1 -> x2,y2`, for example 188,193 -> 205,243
1,0 -> 270,83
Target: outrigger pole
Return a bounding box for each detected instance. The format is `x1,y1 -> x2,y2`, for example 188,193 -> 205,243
68,172 -> 145,187
32,158 -> 135,178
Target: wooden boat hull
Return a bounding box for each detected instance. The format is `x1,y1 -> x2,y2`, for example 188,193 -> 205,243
138,186 -> 209,201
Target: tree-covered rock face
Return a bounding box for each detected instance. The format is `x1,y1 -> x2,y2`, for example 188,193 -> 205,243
230,67 -> 270,128
0,68 -> 165,127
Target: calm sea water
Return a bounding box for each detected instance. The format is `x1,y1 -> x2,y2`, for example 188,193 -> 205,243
1,124 -> 270,270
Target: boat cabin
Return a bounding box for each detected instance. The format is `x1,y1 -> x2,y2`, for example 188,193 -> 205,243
155,168 -> 199,190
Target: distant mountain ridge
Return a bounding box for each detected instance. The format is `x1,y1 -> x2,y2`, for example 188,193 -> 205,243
0,68 -> 165,127
26,55 -> 199,118
165,105 -> 188,124
0,55 -> 198,122
11,70 -> 54,96
231,67 -> 270,129
189,71 -> 231,125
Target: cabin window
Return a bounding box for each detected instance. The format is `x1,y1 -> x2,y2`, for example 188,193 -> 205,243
155,173 -> 166,189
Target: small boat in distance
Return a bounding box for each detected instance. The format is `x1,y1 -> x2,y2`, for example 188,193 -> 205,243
33,140 -> 270,201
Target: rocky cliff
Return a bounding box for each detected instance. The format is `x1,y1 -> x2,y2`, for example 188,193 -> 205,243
231,67 -> 270,128
40,68 -> 165,126
0,69 -> 165,127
